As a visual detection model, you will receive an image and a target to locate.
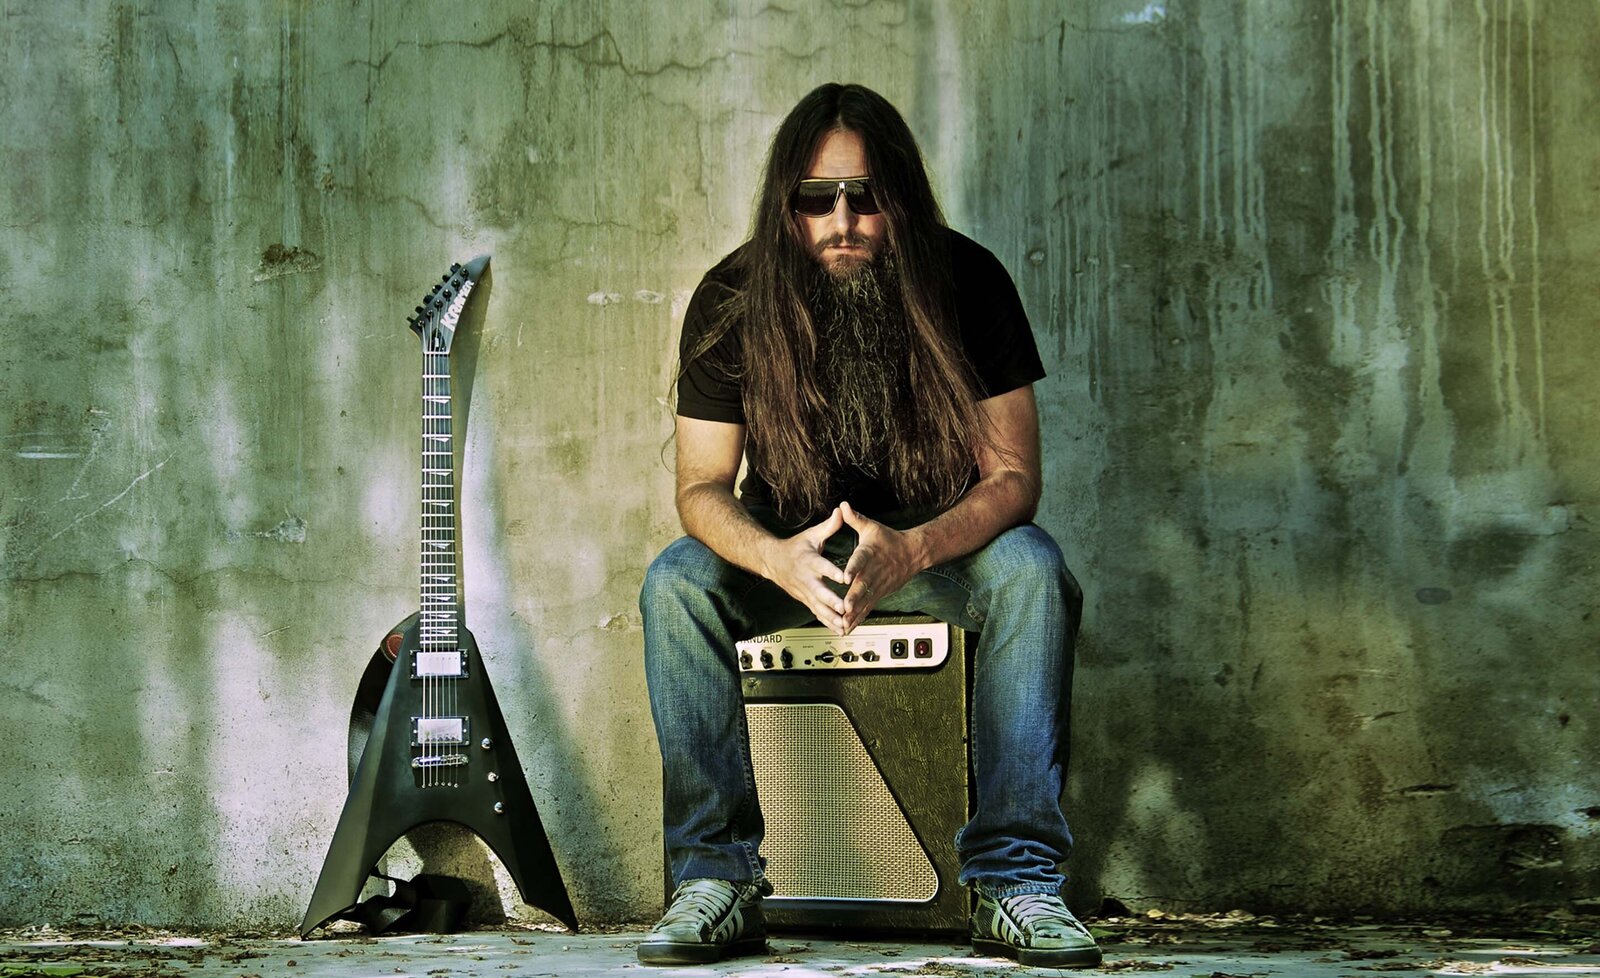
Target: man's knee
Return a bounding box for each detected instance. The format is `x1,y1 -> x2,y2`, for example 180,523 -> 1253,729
982,524 -> 1066,579
640,536 -> 721,614
980,525 -> 1083,623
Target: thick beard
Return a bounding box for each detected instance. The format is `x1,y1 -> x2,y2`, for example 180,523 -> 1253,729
808,251 -> 910,478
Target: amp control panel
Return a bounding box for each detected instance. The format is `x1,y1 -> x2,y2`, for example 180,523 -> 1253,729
736,620 -> 949,672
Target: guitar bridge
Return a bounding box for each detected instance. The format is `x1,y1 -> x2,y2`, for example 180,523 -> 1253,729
410,754 -> 469,770
411,716 -> 470,747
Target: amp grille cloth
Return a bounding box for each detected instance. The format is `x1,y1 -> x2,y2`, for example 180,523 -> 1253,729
745,702 -> 938,901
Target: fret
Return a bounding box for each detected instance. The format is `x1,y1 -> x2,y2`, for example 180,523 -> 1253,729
420,352 -> 459,607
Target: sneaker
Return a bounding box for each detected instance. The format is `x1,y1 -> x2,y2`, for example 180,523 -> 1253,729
637,878 -> 767,965
971,890 -> 1103,968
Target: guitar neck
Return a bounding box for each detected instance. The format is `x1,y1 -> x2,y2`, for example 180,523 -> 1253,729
419,350 -> 458,646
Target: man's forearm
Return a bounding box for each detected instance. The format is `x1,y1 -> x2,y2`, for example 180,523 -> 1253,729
904,469 -> 1039,572
677,482 -> 778,579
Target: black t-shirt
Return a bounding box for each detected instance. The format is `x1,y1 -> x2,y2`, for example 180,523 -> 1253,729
675,227 -> 1044,530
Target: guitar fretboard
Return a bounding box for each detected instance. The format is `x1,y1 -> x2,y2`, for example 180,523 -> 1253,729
420,350 -> 457,648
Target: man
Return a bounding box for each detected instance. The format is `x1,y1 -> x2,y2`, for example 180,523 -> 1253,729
638,82 -> 1098,969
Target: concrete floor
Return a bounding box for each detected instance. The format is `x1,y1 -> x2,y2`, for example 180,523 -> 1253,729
2,913 -> 1597,978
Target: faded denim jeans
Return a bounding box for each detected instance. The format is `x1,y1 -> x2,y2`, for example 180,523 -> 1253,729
640,521 -> 1083,899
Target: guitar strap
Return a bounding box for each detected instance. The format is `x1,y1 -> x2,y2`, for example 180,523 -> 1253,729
338,634 -> 474,934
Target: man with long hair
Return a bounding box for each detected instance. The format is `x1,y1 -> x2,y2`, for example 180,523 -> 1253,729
638,83 -> 1097,969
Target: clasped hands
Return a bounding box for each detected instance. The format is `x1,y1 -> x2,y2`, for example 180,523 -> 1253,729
759,501 -> 922,636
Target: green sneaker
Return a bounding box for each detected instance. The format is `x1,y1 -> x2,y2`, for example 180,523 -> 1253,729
971,890 -> 1103,968
637,878 -> 768,965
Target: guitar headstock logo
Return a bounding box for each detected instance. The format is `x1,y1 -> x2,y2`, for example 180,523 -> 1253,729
440,279 -> 475,331
407,256 -> 489,354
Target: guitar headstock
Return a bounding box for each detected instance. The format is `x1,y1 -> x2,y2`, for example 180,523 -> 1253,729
407,254 -> 490,354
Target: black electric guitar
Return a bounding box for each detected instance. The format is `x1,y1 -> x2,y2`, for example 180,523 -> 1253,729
300,255 -> 577,936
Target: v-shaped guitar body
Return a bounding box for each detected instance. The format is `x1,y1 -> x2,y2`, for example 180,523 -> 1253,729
302,254 -> 572,936
298,617 -> 577,936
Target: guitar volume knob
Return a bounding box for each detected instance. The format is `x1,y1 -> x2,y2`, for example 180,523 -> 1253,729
480,738 -> 493,750
487,771 -> 499,783
493,802 -> 505,815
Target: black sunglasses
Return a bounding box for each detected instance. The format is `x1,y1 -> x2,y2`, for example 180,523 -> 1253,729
791,178 -> 881,217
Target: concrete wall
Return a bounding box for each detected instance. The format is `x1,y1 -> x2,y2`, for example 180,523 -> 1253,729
2,1 -> 1595,928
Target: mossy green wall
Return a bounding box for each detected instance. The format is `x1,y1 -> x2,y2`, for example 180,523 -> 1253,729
2,2 -> 1595,927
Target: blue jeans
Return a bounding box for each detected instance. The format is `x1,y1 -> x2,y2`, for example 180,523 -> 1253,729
640,522 -> 1083,899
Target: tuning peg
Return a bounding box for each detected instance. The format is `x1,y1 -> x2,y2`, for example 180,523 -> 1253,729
442,272 -> 452,282
442,288 -> 453,299
415,305 -> 425,315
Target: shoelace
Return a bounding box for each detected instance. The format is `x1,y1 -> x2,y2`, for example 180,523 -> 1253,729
661,880 -> 735,928
1004,894 -> 1085,938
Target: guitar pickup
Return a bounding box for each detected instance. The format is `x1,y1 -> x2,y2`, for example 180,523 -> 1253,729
411,716 -> 469,747
412,650 -> 467,678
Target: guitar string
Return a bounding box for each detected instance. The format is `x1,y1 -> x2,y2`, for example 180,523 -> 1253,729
424,348 -> 433,788
444,350 -> 456,784
427,346 -> 460,786
435,347 -> 448,786
432,345 -> 444,787
436,347 -> 442,787
426,347 -> 440,786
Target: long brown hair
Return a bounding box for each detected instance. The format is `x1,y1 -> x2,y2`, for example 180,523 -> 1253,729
695,83 -> 985,521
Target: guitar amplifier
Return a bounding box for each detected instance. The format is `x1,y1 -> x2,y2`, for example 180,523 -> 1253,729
737,614 -> 971,933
